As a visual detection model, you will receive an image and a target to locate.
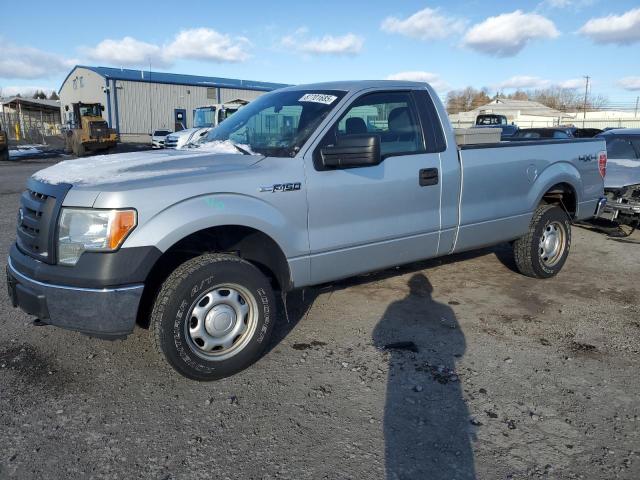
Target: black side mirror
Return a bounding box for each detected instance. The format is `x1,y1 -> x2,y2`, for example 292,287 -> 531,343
320,134 -> 381,169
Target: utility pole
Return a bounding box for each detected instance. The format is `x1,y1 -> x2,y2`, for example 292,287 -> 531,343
582,75 -> 590,127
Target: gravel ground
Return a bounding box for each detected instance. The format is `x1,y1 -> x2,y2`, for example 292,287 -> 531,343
1,159 -> 639,480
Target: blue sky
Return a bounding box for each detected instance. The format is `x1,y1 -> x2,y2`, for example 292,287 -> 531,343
1,0 -> 639,106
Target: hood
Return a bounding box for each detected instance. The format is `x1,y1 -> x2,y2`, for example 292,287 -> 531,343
33,142 -> 263,189
604,158 -> 640,190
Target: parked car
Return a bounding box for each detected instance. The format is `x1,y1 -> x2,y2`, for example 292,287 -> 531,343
7,80 -> 606,381
511,127 -> 575,140
164,100 -> 247,149
151,129 -> 172,149
472,114 -> 519,138
596,128 -> 640,227
571,127 -> 603,138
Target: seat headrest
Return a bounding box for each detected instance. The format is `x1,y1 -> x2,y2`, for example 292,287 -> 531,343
345,117 -> 367,135
388,107 -> 413,133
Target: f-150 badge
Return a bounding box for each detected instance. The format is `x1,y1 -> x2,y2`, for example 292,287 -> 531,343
259,183 -> 301,193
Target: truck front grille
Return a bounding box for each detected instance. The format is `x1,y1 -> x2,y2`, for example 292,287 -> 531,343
90,121 -> 109,139
16,180 -> 70,264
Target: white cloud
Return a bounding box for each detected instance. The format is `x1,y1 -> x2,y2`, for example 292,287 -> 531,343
381,8 -> 466,40
84,36 -> 169,68
386,71 -> 449,91
495,76 -> 550,89
578,8 -> 640,45
0,85 -> 56,97
84,28 -> 251,69
463,10 -> 560,56
617,77 -> 640,91
0,39 -> 76,79
281,30 -> 363,56
165,28 -> 251,63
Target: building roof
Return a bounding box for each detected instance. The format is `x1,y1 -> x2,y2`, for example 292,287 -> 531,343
61,65 -> 290,93
0,96 -> 61,110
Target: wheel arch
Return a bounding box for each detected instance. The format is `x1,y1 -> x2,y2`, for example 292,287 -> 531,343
530,162 -> 582,218
136,224 -> 292,328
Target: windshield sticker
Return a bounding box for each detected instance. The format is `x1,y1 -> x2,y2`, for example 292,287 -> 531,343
299,93 -> 338,105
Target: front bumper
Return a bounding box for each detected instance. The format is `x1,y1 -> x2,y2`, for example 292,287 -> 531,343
7,257 -> 143,339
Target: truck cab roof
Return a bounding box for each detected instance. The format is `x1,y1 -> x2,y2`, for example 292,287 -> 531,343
280,80 -> 434,93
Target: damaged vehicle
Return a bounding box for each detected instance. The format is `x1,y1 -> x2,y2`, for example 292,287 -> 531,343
7,81 -> 606,381
597,129 -> 640,232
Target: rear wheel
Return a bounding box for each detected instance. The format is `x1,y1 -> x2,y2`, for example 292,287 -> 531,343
513,204 -> 571,278
0,148 -> 8,162
150,253 -> 276,381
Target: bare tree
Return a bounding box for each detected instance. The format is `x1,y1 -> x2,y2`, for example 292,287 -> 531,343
446,87 -> 491,114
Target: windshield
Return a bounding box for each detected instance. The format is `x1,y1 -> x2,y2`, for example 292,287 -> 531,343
79,104 -> 102,117
204,90 -> 346,157
194,107 -> 216,128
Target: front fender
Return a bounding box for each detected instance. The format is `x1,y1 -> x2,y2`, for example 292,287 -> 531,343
123,193 -> 307,258
528,161 -> 582,212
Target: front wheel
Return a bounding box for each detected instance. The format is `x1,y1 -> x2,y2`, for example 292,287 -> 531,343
150,253 -> 276,380
513,204 -> 571,278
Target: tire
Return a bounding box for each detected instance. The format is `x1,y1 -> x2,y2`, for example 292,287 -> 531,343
150,253 -> 276,381
513,204 -> 571,279
73,137 -> 85,157
0,148 -> 8,162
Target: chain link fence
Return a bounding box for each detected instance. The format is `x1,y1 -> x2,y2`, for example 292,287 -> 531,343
0,111 -> 63,145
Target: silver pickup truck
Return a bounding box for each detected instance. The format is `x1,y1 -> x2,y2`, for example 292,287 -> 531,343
7,80 -> 607,380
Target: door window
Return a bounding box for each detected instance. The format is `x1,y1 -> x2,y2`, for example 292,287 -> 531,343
327,91 -> 425,158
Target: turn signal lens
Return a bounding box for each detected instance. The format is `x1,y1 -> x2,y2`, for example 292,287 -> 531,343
108,210 -> 137,249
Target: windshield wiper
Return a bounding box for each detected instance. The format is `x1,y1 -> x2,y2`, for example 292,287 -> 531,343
232,143 -> 251,155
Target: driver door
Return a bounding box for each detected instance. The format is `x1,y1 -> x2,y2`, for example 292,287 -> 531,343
304,90 -> 442,284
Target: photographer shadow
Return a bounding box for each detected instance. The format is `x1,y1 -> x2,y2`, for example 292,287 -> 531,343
372,273 -> 476,480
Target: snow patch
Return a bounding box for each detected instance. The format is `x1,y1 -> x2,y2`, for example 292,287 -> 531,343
9,147 -> 43,158
33,152 -> 204,186
194,140 -> 255,155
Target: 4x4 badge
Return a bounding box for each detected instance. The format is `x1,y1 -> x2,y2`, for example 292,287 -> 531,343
259,182 -> 301,193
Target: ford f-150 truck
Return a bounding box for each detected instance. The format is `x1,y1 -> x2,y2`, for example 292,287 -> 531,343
6,81 -> 607,381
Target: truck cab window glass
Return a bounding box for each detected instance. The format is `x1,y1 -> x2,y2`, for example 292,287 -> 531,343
205,90 -> 346,157
607,138 -> 638,160
193,107 -> 216,128
218,107 -> 238,124
329,91 -> 424,157
476,115 -> 506,125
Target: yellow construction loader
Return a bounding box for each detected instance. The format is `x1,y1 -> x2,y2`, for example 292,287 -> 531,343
64,102 -> 117,157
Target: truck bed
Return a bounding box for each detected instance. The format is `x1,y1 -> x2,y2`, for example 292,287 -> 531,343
453,137 -> 606,252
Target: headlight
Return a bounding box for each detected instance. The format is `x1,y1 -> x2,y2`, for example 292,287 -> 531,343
57,208 -> 137,265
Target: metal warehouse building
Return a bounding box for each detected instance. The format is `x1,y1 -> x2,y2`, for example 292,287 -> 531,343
59,65 -> 289,142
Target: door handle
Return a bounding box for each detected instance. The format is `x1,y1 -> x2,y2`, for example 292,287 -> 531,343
419,168 -> 439,186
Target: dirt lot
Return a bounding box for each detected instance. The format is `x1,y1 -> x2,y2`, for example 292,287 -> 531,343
1,158 -> 639,480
